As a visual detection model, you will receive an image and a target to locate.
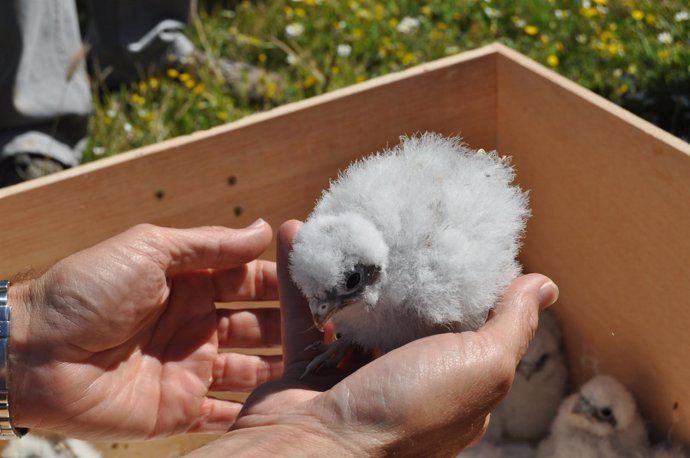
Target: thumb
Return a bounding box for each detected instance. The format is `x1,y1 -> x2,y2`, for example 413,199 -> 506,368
276,220 -> 323,366
480,273 -> 559,365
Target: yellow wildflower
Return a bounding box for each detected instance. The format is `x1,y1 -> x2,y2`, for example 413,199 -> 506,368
374,4 -> 385,20
148,77 -> 159,90
130,93 -> 145,105
627,63 -> 637,74
355,75 -> 366,83
305,0 -> 316,5
179,72 -> 192,83
421,6 -> 432,17
283,6 -> 294,18
258,53 -> 267,63
353,28 -> 365,39
138,81 -> 148,93
645,14 -> 656,26
103,116 -> 112,125
616,83 -> 629,95
555,41 -> 564,51
356,9 -> 372,20
303,75 -> 317,88
331,65 -> 340,75
631,10 -> 644,21
524,25 -> 539,36
607,43 -> 624,55
143,112 -> 156,123
166,68 -> 179,78
217,111 -> 228,120
266,82 -> 277,99
657,49 -> 669,62
184,79 -> 195,89
593,0 -> 607,4
295,8 -> 306,18
401,52 -> 415,65
600,30 -> 613,42
580,7 -> 598,18
388,18 -> 399,28
192,83 -> 205,95
547,54 -> 559,67
540,34 -> 550,44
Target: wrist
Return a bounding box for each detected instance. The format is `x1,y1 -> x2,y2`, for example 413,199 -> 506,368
7,279 -> 41,430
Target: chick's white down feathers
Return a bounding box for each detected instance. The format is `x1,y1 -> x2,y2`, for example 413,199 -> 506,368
484,310 -> 568,443
537,375 -> 649,458
289,133 -> 530,353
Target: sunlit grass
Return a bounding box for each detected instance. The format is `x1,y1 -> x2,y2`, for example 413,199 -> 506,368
83,0 -> 689,162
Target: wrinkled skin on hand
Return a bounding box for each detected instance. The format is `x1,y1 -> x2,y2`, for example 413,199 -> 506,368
9,221 -> 283,440
188,220 -> 559,457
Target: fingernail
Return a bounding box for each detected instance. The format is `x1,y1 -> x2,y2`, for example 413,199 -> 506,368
538,281 -> 559,308
247,218 -> 266,229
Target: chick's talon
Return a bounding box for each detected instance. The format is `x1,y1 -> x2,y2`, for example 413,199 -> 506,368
300,337 -> 352,379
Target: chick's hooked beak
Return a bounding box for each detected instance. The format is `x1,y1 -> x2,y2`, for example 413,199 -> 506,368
310,299 -> 341,332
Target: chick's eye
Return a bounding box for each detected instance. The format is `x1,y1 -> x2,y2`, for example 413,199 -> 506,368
345,271 -> 362,291
600,407 -> 613,418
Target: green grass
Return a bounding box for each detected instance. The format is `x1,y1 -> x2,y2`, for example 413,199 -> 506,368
82,0 -> 690,163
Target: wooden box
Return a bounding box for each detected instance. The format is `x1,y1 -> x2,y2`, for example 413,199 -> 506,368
1,44 -> 688,456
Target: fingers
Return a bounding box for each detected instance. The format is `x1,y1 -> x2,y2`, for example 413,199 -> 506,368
212,259 -> 278,302
127,220 -> 273,274
277,220 -> 323,366
187,397 -> 243,434
217,308 -> 281,347
480,274 -> 559,365
210,353 -> 283,392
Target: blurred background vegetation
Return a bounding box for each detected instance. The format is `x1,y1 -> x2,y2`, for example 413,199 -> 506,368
80,0 -> 689,162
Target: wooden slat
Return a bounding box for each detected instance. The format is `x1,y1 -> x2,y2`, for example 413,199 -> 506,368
495,43 -> 690,443
0,45 -> 497,279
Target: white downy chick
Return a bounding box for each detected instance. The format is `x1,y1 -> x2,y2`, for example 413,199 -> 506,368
458,442 -> 536,458
537,375 -> 649,458
485,310 -> 568,443
289,133 -> 530,373
2,434 -> 101,458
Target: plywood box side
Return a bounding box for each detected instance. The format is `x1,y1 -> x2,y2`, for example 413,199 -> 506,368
496,49 -> 690,443
0,50 -> 497,279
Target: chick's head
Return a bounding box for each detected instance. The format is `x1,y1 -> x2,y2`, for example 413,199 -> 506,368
289,212 -> 389,330
517,311 -> 562,380
569,375 -> 638,437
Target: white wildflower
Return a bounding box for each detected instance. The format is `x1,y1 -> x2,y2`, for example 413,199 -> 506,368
581,0 -> 591,8
286,54 -> 297,65
396,16 -> 420,34
93,146 -> 106,156
337,44 -> 352,57
576,34 -> 587,44
445,45 -> 460,55
657,31 -> 673,44
596,5 -> 608,14
285,22 -> 305,38
554,9 -> 566,19
484,7 -> 500,18
675,11 -> 689,22
123,122 -> 132,133
515,18 -> 526,28
106,110 -> 115,118
337,20 -> 347,29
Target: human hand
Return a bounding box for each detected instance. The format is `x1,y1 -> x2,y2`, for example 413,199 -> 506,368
8,221 -> 283,440
187,220 -> 559,457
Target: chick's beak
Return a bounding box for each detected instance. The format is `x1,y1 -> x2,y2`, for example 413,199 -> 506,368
572,396 -> 595,417
310,299 -> 341,332
517,361 -> 536,381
